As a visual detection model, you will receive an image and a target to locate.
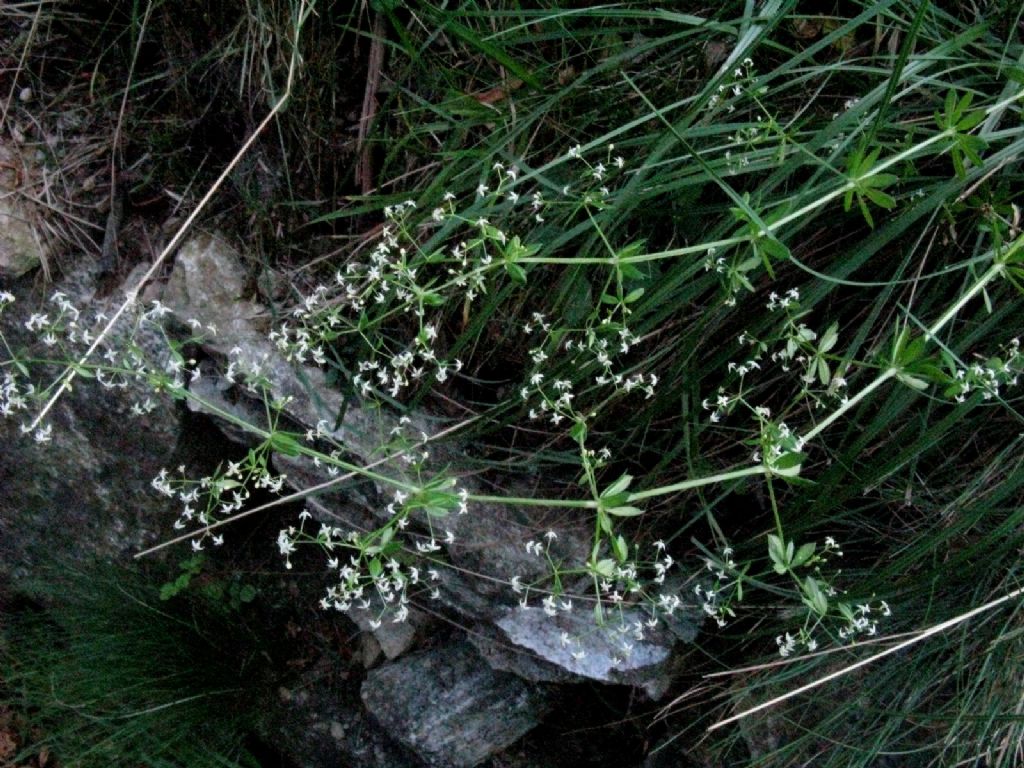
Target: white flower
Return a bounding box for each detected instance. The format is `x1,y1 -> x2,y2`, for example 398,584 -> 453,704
277,530 -> 296,556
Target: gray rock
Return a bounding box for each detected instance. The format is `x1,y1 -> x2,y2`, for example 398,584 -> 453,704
0,144 -> 46,278
261,668 -> 423,768
162,232 -> 268,347
361,641 -> 549,767
161,232 -> 350,434
0,269 -> 179,579
159,236 -> 593,617
485,603 -> 677,698
348,601 -> 420,661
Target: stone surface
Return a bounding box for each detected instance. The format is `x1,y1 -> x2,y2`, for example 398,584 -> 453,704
160,236 -> 595,625
158,234 -> 703,697
0,268 -> 179,580
348,602 -> 420,662
261,668 -> 423,768
361,641 -> 549,768
484,604 -> 678,698
0,145 -> 46,278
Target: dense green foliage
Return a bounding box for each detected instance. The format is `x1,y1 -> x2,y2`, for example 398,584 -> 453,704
2,1 -> 1023,766
0,564 -> 264,768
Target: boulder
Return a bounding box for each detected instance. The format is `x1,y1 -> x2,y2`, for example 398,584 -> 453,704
262,668 -> 422,768
0,267 -> 179,580
477,603 -> 680,699
158,233 -> 702,695
0,144 -> 46,278
361,641 -> 550,768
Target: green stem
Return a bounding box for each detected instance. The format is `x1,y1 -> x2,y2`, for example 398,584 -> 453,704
766,474 -> 783,541
469,494 -> 598,509
801,367 -> 897,445
626,465 -> 766,502
925,261 -> 1005,339
178,385 -> 420,493
519,130 -> 958,267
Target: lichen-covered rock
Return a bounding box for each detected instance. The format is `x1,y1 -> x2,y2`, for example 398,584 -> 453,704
0,269 -> 179,579
478,603 -> 682,699
361,641 -> 549,768
160,235 -> 594,622
0,146 -> 46,279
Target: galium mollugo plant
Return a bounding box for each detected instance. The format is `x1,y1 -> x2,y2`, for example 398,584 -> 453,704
3,77 -> 1023,676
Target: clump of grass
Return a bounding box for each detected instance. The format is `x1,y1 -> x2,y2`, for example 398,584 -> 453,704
0,562 -> 268,768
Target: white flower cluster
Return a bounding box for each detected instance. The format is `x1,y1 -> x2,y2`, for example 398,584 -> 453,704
512,537 -> 689,654
152,450 -> 288,549
520,313 -> 657,431
695,545 -> 740,628
836,600 -> 892,641
949,338 -> 1021,403
270,173 -> 551,403
1,372 -> 32,419
279,504 -> 450,624
707,57 -> 756,112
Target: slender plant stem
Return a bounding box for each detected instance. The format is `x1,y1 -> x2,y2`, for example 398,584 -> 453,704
708,584 -> 1024,732
627,465 -> 766,502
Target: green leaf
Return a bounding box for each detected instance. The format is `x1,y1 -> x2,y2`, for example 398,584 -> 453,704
838,602 -> 855,623
896,371 -> 930,390
944,88 -> 957,122
863,172 -> 898,190
760,237 -> 791,261
773,451 -> 806,471
768,534 -> 788,573
421,291 -> 446,307
792,542 -> 816,568
802,576 -> 829,615
71,363 -> 96,379
368,558 -> 382,579
817,356 -> 831,385
269,432 -> 303,457
607,505 -> 644,517
864,187 -> 896,210
619,262 -> 644,280
624,287 -> 645,304
504,261 -> 527,285
820,322 -> 839,353
601,474 -> 633,498
611,534 -> 629,562
857,192 -> 876,229
504,235 -> 539,262
958,109 -> 986,132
